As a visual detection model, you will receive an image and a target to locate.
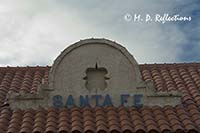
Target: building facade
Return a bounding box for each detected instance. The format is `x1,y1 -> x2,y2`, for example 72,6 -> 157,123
0,38 -> 199,133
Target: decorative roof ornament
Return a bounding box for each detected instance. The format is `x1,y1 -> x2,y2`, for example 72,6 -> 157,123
8,38 -> 181,109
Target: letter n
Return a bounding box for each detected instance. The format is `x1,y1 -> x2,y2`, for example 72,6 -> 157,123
80,95 -> 90,107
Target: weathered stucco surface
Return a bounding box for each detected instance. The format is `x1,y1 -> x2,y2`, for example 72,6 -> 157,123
8,38 -> 181,109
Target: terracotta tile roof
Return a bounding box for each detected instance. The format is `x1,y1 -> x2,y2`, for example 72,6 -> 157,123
0,63 -> 200,132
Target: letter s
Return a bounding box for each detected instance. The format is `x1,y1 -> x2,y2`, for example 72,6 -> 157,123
53,95 -> 63,108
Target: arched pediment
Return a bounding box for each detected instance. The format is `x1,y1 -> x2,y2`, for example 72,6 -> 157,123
8,38 -> 181,109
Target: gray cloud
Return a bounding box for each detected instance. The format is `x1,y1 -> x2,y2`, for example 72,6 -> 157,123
0,0 -> 199,66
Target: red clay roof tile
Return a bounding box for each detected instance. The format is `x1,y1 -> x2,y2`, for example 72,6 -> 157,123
0,64 -> 200,132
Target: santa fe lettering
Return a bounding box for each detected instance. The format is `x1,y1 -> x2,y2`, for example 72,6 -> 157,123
52,94 -> 143,108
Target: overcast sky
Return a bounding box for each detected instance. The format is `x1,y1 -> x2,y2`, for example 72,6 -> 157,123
0,0 -> 199,66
